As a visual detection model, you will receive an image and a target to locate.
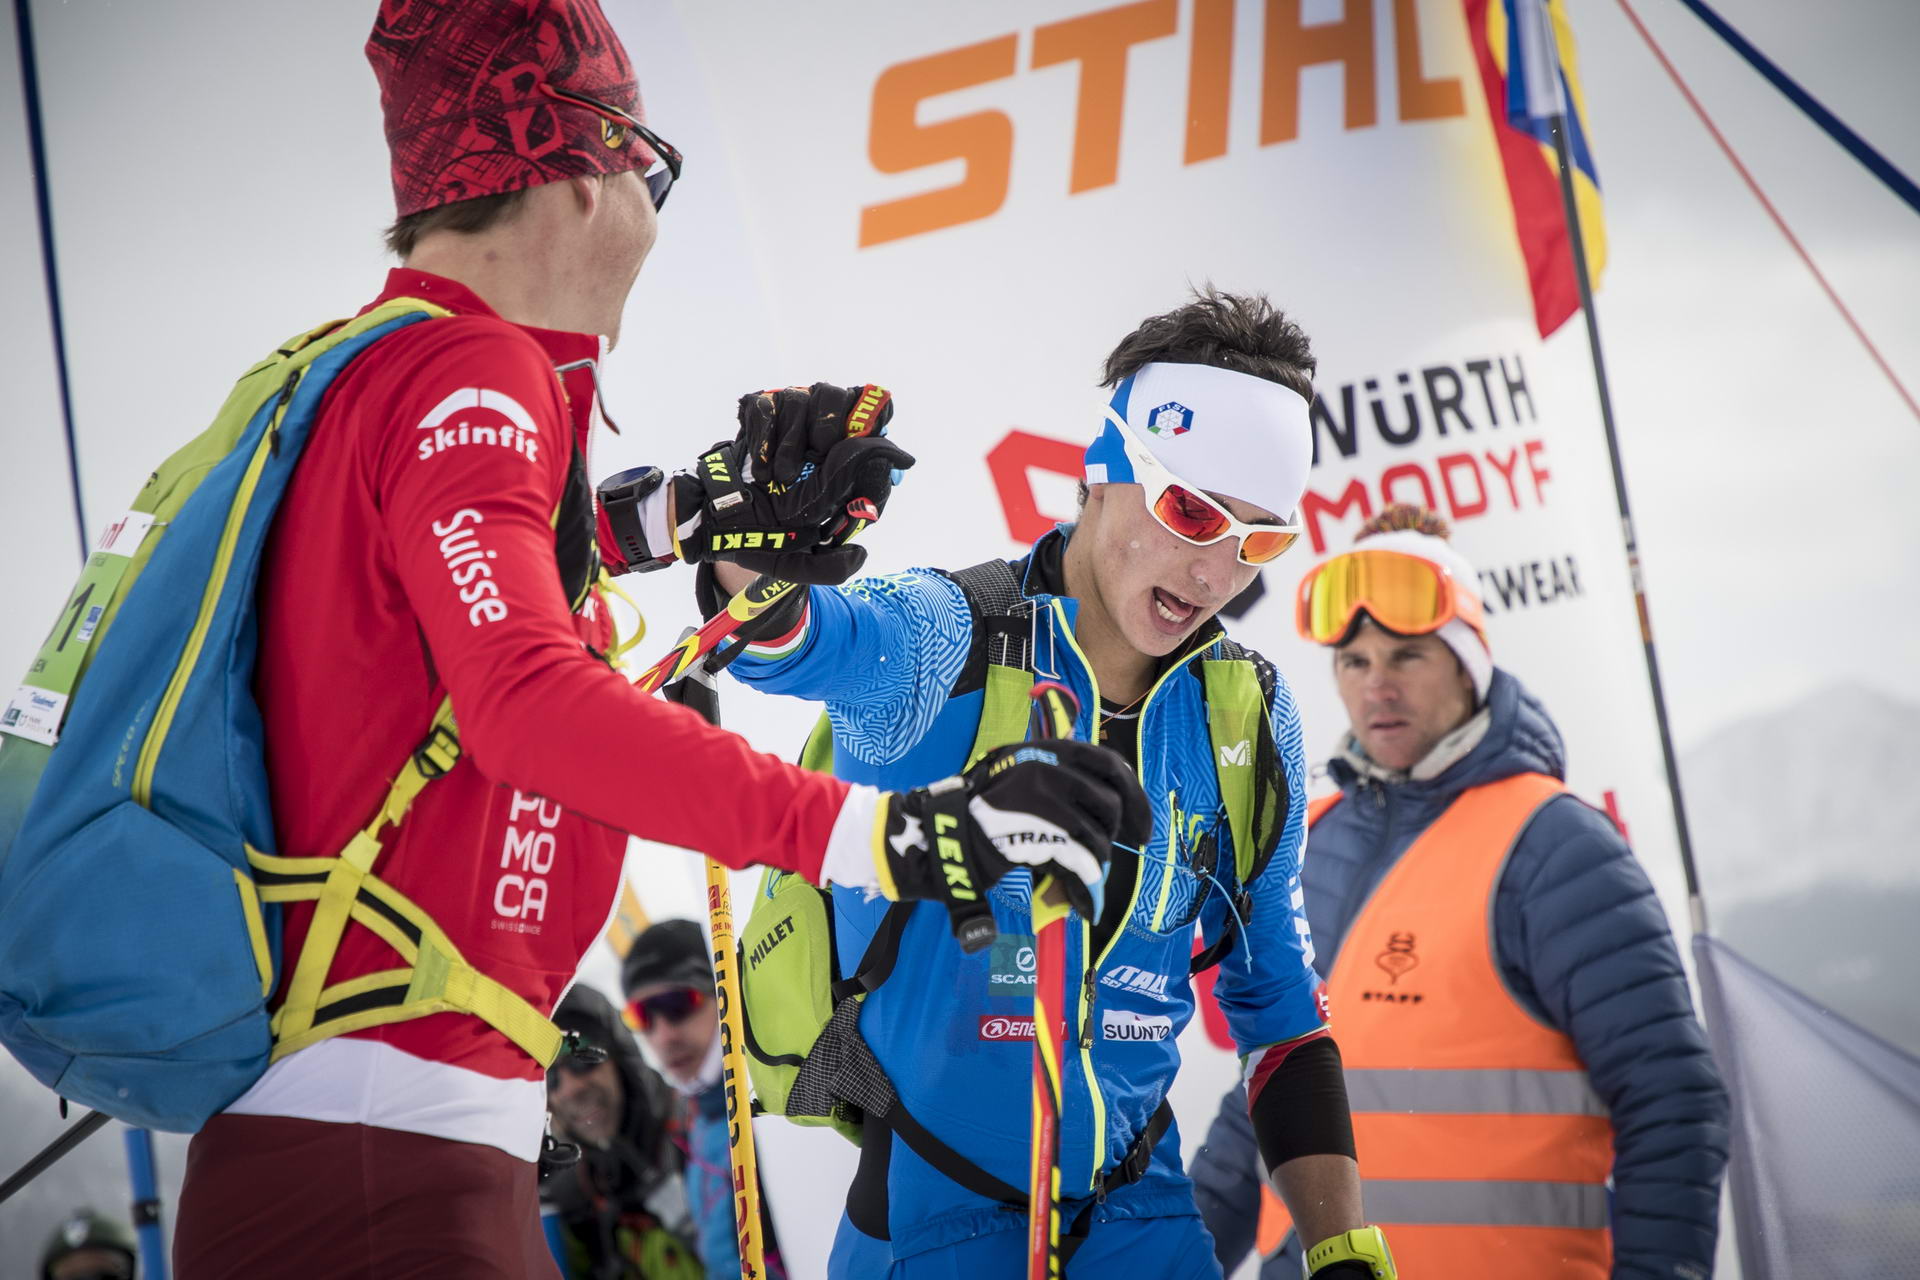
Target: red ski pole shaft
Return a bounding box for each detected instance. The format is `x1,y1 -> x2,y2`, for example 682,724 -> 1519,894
1027,681 -> 1079,1280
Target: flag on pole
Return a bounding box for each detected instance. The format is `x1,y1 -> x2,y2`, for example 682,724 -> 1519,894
603,875 -> 650,959
1465,0 -> 1608,336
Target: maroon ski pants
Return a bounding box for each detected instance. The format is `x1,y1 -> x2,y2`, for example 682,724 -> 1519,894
172,1114 -> 558,1279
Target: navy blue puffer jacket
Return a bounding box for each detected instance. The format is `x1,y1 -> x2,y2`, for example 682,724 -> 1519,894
1192,668 -> 1728,1280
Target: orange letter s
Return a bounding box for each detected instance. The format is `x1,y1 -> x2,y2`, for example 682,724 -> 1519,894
859,35 -> 1018,248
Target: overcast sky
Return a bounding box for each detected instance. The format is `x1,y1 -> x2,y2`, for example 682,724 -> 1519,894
4,0 -> 1914,746
1549,0 -> 1919,742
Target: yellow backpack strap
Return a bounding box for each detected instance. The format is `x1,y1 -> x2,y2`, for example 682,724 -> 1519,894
799,712 -> 836,773
1200,656 -> 1276,884
963,663 -> 1036,769
249,697 -> 565,1069
598,567 -> 646,667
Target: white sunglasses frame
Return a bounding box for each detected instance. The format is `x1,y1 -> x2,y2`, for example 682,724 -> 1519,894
1104,415 -> 1304,566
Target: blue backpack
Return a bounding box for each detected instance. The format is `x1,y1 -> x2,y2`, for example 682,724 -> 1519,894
0,299 -> 563,1131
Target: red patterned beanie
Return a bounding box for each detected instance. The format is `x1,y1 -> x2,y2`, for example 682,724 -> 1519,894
368,0 -> 649,218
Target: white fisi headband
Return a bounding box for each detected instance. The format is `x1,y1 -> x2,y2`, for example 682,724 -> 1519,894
1083,361 -> 1315,521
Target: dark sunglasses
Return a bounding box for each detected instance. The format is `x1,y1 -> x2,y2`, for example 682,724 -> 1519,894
547,1054 -> 606,1087
538,82 -> 683,211
622,986 -> 708,1032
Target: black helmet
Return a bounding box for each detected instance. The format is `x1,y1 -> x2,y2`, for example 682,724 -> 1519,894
39,1208 -> 137,1280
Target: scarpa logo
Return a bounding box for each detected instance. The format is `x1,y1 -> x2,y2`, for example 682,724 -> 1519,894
989,934 -> 1037,992
1147,401 -> 1193,437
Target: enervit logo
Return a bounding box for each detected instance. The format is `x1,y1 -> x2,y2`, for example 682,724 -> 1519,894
979,1015 -> 1036,1042
1101,1010 -> 1173,1042
415,388 -> 540,463
1099,965 -> 1171,1001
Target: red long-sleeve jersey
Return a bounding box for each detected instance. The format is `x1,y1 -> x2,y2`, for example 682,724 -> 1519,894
240,270 -> 851,1151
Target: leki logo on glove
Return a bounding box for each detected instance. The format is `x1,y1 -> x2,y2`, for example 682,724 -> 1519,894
414,388 -> 540,463
1147,400 -> 1194,437
707,531 -> 795,552
979,1014 -> 1036,1041
934,811 -> 978,901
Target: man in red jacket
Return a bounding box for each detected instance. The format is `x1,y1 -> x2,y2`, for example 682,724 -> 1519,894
169,4 -> 1145,1276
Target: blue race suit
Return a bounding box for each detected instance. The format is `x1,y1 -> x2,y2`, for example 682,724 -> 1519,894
730,529 -> 1326,1271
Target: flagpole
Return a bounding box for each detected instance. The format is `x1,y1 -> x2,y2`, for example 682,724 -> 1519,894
14,0 -> 90,563
1538,75 -> 1708,935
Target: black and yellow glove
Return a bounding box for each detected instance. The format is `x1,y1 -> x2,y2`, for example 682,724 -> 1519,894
876,740 -> 1149,952
1307,1226 -> 1397,1279
670,382 -> 912,584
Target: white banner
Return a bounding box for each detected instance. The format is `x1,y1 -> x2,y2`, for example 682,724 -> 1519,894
0,1 -> 1690,1273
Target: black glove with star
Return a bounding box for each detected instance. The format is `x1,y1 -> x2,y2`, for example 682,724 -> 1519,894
875,739 -> 1150,952
670,382 -> 913,585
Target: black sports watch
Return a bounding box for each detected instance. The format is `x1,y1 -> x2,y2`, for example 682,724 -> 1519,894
597,465 -> 672,571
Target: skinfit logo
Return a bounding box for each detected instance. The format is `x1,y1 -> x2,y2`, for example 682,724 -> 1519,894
1101,1010 -> 1173,1042
1099,965 -> 1171,1001
979,1015 -> 1036,1042
415,388 -> 541,463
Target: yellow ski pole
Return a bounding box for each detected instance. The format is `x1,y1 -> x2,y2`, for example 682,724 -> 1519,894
704,855 -> 766,1278
662,656 -> 767,1278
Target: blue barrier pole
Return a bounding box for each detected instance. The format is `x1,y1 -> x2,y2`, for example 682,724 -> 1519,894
123,1127 -> 168,1280
542,1200 -> 572,1276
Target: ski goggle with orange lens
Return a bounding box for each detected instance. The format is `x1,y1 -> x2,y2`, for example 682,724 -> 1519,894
1295,549 -> 1486,646
621,986 -> 708,1032
1087,418 -> 1303,565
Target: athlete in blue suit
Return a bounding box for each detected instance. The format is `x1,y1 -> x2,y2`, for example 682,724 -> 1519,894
709,293 -> 1393,1278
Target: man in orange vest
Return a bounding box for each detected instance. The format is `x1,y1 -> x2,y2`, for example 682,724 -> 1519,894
1191,504 -> 1728,1279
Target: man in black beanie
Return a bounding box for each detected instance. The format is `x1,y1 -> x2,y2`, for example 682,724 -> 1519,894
545,986 -> 701,1279
621,921 -> 785,1280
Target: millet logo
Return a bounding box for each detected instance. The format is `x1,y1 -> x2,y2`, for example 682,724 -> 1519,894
748,915 -> 795,970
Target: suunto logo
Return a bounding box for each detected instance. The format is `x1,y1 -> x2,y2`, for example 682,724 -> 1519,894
1101,1010 -> 1173,1042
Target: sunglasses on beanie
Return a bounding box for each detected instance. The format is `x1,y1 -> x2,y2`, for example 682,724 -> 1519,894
538,82 -> 683,210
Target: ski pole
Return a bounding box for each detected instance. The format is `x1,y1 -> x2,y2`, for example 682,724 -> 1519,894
124,1126 -> 169,1280
0,1109 -> 109,1204
1026,681 -> 1081,1280
661,652 -> 767,1280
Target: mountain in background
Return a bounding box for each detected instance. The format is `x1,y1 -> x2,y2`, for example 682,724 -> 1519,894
1683,682 -> 1920,1055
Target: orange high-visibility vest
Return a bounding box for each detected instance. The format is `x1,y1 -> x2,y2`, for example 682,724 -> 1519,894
1256,774 -> 1614,1276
